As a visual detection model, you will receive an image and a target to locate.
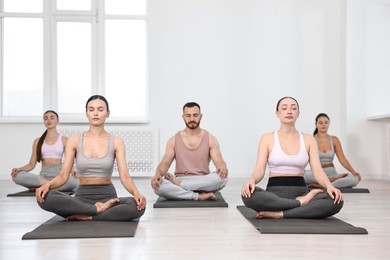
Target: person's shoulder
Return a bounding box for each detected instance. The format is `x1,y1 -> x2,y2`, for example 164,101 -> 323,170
167,135 -> 176,145
330,135 -> 341,144
32,137 -> 40,148
204,129 -> 216,138
329,134 -> 339,140
61,134 -> 68,142
261,132 -> 274,138
171,130 -> 181,138
67,134 -> 80,143
112,135 -> 125,150
301,132 -> 313,138
301,132 -> 316,143
112,134 -> 123,143
61,134 -> 80,151
259,132 -> 274,143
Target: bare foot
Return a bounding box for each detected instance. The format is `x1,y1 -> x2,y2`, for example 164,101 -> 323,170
296,189 -> 324,206
66,214 -> 92,221
329,173 -> 348,182
256,211 -> 283,219
165,173 -> 181,186
198,192 -> 216,201
95,198 -> 120,214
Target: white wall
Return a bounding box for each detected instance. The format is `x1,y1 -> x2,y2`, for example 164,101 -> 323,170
147,0 -> 347,177
0,0 -> 387,179
346,0 -> 390,179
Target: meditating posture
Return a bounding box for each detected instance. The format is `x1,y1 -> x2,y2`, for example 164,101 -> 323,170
151,102 -> 228,201
304,113 -> 361,188
11,110 -> 78,192
241,97 -> 343,219
35,95 -> 146,221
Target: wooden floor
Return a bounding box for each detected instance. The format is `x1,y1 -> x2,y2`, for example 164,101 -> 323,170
1,177 -> 389,260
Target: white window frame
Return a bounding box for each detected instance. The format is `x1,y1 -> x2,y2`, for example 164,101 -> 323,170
0,0 -> 148,124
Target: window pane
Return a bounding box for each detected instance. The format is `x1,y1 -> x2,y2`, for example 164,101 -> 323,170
56,0 -> 91,11
105,20 -> 147,118
105,0 -> 146,15
2,18 -> 43,116
3,0 -> 42,13
57,22 -> 91,114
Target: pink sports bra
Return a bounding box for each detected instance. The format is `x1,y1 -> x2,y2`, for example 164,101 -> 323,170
41,134 -> 64,159
268,131 -> 309,174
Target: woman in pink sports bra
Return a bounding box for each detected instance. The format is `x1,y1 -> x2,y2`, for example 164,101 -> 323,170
241,97 -> 343,219
11,110 -> 78,192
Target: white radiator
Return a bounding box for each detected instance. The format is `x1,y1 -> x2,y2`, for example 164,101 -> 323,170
59,126 -> 159,177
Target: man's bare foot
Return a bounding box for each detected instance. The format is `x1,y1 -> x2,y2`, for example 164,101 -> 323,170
165,173 -> 181,186
329,173 -> 348,182
198,192 -> 216,201
256,211 -> 283,219
296,189 -> 324,206
66,214 -> 92,221
95,198 -> 120,214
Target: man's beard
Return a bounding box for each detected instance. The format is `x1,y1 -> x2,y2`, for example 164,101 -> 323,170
185,121 -> 200,129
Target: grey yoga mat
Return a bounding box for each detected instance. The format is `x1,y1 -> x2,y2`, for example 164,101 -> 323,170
7,190 -> 74,197
22,215 -> 140,239
339,188 -> 370,193
237,205 -> 368,234
153,192 -> 228,208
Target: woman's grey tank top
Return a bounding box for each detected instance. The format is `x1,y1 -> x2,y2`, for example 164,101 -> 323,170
76,133 -> 115,178
316,135 -> 335,164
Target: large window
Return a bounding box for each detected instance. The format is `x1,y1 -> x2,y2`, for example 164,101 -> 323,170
0,0 -> 147,123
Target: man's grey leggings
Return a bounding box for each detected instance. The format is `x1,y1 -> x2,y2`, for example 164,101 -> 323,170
154,172 -> 228,200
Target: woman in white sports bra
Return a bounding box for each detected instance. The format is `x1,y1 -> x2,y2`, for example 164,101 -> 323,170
11,110 -> 78,192
304,113 -> 361,188
35,95 -> 146,221
241,97 -> 343,219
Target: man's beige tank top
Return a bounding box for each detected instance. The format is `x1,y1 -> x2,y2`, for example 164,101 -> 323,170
174,130 -> 211,176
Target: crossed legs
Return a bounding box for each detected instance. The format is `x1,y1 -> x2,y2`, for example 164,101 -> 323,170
154,172 -> 228,201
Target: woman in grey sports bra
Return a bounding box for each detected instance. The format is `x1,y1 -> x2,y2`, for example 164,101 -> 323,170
35,95 -> 146,221
304,113 -> 361,188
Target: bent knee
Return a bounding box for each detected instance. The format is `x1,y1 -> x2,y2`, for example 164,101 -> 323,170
134,208 -> 146,219
219,177 -> 228,189
153,186 -> 164,197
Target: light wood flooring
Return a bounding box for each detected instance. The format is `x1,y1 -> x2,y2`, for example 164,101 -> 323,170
0,178 -> 389,260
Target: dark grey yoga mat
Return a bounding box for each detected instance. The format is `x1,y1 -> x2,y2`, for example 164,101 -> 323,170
237,205 -> 368,234
7,190 -> 74,197
22,215 -> 139,240
339,188 -> 370,193
153,192 -> 228,208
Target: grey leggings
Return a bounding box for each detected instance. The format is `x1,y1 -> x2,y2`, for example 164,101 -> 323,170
154,172 -> 228,200
38,183 -> 145,221
12,165 -> 79,192
304,167 -> 359,188
242,177 -> 343,219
